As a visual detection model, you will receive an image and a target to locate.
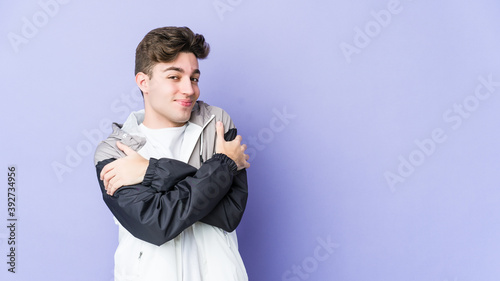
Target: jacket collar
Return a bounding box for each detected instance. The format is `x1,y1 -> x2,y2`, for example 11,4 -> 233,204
113,107 -> 213,163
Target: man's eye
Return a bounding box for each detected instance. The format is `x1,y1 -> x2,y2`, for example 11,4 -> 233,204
168,76 -> 179,80
191,77 -> 199,83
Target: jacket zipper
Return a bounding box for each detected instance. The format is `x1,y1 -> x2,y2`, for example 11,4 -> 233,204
199,114 -> 216,163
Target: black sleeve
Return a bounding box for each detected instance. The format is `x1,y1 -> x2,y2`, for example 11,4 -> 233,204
95,154 -> 237,246
199,169 -> 247,231
199,128 -> 249,232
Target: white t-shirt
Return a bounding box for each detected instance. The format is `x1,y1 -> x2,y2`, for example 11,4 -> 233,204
138,123 -> 202,281
138,123 -> 187,160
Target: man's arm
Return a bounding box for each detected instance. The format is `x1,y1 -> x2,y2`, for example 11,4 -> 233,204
199,169 -> 247,231
199,127 -> 248,232
96,122 -> 249,245
96,154 -> 237,246
102,122 -> 249,196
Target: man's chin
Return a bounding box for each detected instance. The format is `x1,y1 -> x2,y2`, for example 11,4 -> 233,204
173,116 -> 191,126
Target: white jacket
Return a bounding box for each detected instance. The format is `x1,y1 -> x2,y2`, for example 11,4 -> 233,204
94,101 -> 248,281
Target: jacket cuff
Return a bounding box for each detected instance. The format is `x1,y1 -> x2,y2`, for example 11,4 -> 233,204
211,153 -> 238,173
142,158 -> 158,186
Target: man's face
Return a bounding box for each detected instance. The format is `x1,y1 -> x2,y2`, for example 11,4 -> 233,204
138,52 -> 201,128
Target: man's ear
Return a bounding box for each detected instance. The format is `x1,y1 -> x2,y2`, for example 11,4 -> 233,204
135,72 -> 149,94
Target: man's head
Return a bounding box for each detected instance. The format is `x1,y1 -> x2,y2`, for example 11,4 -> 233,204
135,27 -> 210,128
135,26 -> 210,78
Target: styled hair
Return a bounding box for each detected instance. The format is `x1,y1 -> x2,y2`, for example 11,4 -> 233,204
135,26 -> 210,77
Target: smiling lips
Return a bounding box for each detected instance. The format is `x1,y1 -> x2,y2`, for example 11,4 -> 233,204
176,99 -> 193,107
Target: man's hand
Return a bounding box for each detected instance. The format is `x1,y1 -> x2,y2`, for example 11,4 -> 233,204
215,121 -> 250,170
100,141 -> 149,196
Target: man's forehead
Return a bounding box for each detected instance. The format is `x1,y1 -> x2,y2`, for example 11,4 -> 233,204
154,56 -> 200,74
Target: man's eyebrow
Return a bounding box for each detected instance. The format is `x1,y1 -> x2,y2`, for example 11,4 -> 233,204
163,66 -> 183,73
162,67 -> 201,75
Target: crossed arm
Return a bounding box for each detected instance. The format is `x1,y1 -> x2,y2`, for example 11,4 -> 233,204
101,121 -> 249,195
96,122 -> 250,246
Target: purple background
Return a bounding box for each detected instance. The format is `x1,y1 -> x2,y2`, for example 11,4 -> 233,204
2,0 -> 500,280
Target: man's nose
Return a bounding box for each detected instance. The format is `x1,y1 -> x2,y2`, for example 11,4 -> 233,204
180,77 -> 195,95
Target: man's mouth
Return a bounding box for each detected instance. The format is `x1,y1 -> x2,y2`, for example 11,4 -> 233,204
176,99 -> 193,107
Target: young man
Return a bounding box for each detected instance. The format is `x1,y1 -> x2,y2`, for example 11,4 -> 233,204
94,26 -> 250,281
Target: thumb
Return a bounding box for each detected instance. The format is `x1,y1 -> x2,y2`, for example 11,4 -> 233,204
116,141 -> 135,156
216,121 -> 225,142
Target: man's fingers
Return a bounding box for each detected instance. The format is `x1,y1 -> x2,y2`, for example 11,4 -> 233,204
100,162 -> 115,180
107,177 -> 119,195
102,170 -> 115,189
216,121 -> 225,142
236,156 -> 251,171
116,141 -> 135,156
107,177 -> 122,196
214,121 -> 250,170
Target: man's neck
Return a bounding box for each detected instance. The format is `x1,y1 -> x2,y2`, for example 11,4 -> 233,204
142,114 -> 187,129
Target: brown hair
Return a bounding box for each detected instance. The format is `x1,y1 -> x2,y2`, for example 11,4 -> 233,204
135,26 -> 210,77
